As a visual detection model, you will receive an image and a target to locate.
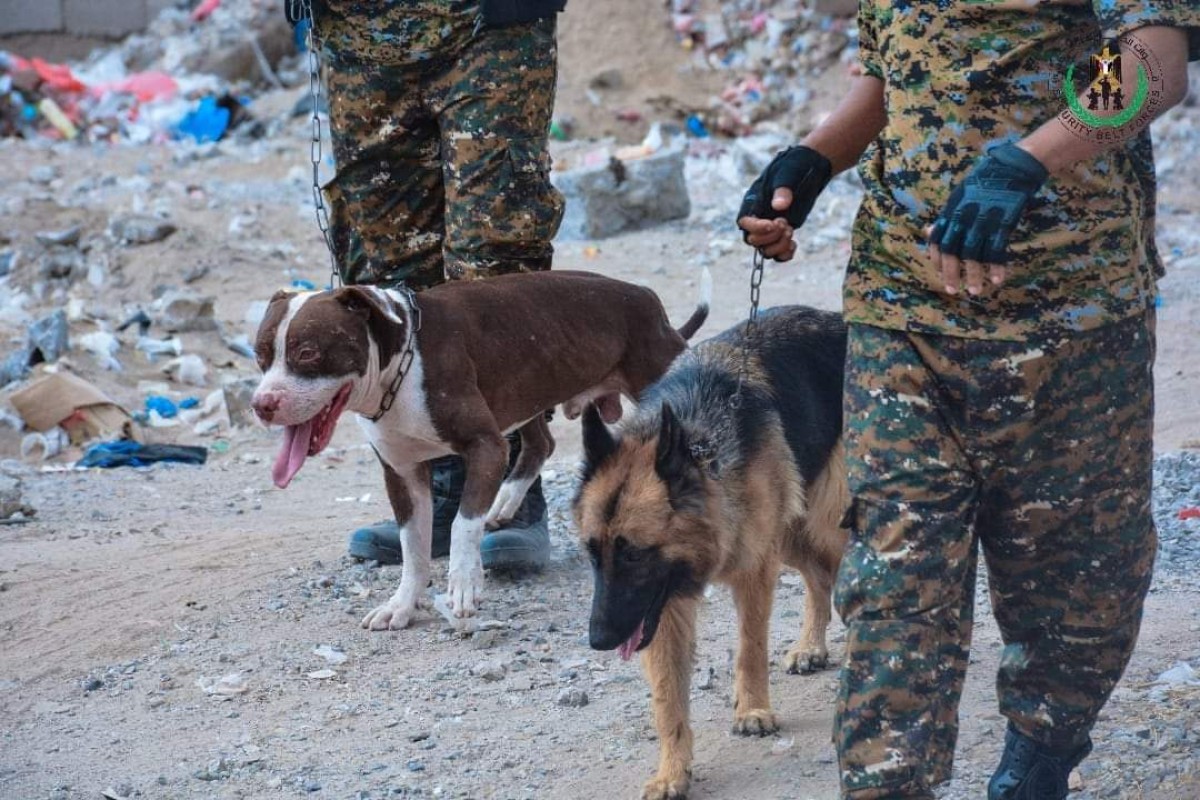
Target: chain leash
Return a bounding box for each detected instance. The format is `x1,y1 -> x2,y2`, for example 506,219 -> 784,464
689,249 -> 765,464
292,0 -> 341,289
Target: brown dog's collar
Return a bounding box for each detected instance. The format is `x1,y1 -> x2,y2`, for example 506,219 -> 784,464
367,287 -> 421,423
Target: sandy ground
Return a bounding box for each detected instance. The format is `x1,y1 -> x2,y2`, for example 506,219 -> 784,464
1,47 -> 1200,800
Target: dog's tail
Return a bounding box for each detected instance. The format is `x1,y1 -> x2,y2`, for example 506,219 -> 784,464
676,265 -> 712,341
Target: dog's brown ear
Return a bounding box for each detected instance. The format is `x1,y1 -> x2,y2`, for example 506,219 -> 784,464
581,403 -> 617,478
336,285 -> 395,319
334,286 -> 405,365
655,402 -> 705,512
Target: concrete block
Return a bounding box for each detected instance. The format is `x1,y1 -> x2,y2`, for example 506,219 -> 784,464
63,0 -> 147,37
0,2 -> 64,35
552,147 -> 690,240
146,0 -> 176,20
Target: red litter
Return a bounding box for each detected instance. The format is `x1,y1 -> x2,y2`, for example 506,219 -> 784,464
1179,507 -> 1200,521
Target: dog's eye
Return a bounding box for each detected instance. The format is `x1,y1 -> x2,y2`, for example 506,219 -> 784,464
296,347 -> 319,363
621,548 -> 646,563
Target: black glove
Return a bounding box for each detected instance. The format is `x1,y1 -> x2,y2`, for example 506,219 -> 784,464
737,145 -> 833,234
481,0 -> 567,27
929,144 -> 1049,264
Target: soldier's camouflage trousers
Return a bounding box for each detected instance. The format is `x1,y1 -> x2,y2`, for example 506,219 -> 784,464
320,16 -> 564,290
834,311 -> 1157,799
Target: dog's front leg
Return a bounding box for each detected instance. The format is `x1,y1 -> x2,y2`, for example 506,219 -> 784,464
362,460 -> 432,631
447,432 -> 507,621
640,596 -> 699,800
730,561 -> 781,735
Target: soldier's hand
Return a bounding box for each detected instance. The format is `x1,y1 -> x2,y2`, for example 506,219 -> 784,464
738,216 -> 796,262
737,145 -> 833,246
927,144 -> 1048,296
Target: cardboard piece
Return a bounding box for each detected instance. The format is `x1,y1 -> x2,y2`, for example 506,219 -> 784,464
8,372 -> 133,443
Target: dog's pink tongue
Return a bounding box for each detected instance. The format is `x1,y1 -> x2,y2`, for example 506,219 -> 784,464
272,421 -> 314,488
617,620 -> 645,662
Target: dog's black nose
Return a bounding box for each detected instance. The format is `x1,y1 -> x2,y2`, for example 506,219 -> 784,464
589,619 -> 624,651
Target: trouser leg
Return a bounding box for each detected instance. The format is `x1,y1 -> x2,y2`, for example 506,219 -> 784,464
429,17 -> 564,278
834,323 -> 980,799
977,311 -> 1156,748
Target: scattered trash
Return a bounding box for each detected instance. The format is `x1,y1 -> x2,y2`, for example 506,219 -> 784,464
20,428 -> 69,462
312,645 -> 348,665
8,372 -> 133,445
770,736 -> 795,755
144,395 -> 180,419
136,335 -> 184,359
222,377 -> 260,428
78,331 -> 122,371
306,669 -> 337,680
163,354 -> 208,387
1178,507 -> 1200,521
1154,661 -> 1199,686
77,441 -> 208,469
290,278 -> 316,291
196,672 -> 248,697
118,310 -> 154,336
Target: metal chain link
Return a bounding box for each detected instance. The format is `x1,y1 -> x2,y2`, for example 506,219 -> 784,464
690,249 -> 766,464
731,249 -> 765,409
294,0 -> 341,289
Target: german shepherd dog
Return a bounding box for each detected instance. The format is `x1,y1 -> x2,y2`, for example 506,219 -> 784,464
574,306 -> 849,799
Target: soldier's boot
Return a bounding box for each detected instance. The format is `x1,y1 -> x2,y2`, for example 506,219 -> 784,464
987,724 -> 1092,800
480,475 -> 550,572
348,455 -> 463,564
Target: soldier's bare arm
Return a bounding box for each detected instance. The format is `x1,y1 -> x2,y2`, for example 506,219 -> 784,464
1016,25 -> 1190,174
929,26 -> 1190,297
738,75 -> 886,262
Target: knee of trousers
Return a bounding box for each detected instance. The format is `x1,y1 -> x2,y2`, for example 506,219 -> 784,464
834,496 -> 977,625
442,136 -> 565,276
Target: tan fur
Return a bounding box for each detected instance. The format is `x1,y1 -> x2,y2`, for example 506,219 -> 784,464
577,420 -> 849,799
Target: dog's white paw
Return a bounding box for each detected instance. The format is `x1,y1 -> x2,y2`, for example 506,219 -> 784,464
485,477 -> 535,526
361,601 -> 416,631
446,569 -> 482,619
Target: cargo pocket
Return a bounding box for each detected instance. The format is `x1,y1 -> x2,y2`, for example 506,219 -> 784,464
494,136 -> 564,253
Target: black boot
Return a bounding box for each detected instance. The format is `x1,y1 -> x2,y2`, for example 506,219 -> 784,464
480,475 -> 550,572
479,430 -> 550,572
988,724 -> 1092,800
347,455 -> 464,564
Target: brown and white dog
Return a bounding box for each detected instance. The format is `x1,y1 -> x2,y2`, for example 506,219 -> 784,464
252,270 -> 709,630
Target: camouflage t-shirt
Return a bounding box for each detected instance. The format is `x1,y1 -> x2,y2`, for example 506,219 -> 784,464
846,1 -> 1200,340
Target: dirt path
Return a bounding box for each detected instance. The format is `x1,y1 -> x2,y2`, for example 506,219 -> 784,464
1,95 -> 1199,799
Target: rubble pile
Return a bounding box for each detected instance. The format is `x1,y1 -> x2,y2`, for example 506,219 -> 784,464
666,0 -> 858,136
1,0 -> 296,144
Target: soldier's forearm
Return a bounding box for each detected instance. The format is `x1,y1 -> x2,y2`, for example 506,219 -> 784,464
801,75 -> 887,175
1017,25 -> 1190,175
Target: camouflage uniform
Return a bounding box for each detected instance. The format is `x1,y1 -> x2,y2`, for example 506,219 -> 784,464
834,1 -> 1200,797
315,1 -> 565,290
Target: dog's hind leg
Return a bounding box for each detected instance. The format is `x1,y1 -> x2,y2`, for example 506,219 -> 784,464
640,596 -> 699,800
362,460 -> 433,631
730,560 -> 781,736
784,556 -> 834,674
486,415 -> 554,528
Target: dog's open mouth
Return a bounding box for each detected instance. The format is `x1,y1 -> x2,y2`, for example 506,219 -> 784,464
271,383 -> 352,489
617,620 -> 646,661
